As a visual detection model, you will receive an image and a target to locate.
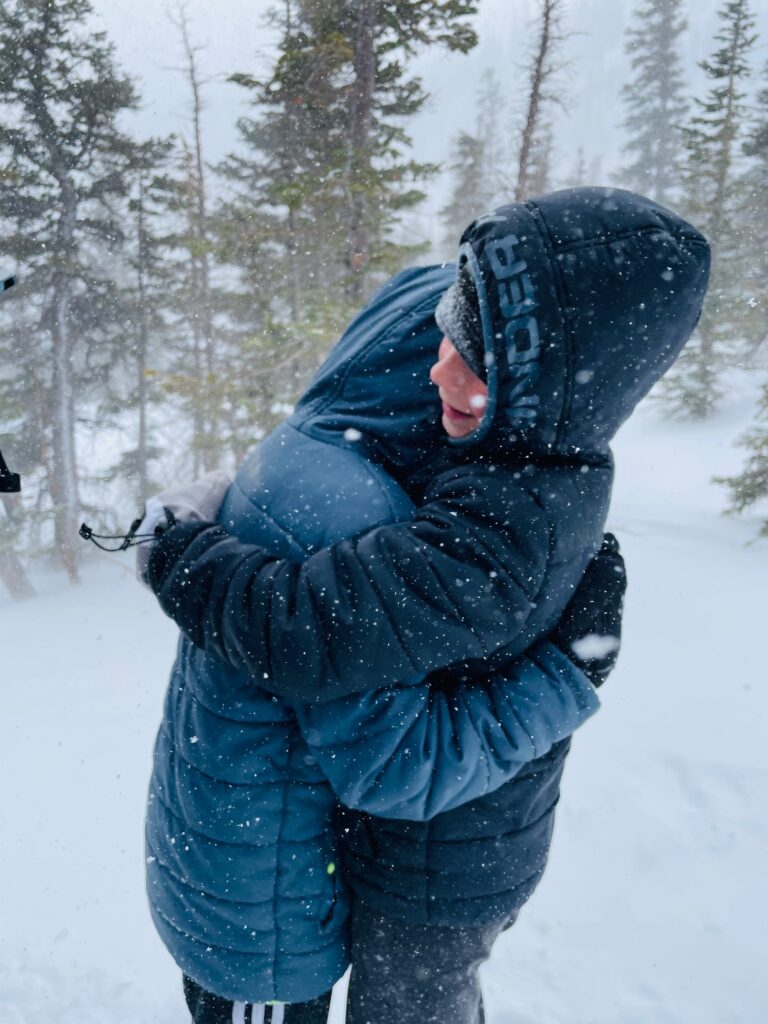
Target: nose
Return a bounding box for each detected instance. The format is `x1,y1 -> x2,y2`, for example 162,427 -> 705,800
430,343 -> 467,389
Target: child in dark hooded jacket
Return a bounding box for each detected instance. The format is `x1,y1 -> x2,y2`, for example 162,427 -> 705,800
141,276 -> 621,1023
145,188 -> 709,1023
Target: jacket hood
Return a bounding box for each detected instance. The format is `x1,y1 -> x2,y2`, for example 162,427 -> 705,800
290,264 -> 451,472
292,188 -> 710,469
452,186 -> 710,455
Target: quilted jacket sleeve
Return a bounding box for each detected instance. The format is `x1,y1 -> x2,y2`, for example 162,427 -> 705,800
294,640 -> 599,821
147,467 -> 552,704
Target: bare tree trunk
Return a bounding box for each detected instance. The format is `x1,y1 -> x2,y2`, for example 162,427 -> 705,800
345,0 -> 376,303
179,9 -> 218,471
26,13 -> 82,582
0,493 -> 35,599
516,0 -> 565,202
0,550 -> 34,599
50,173 -> 81,583
135,182 -> 150,506
287,206 -> 302,323
181,144 -> 206,478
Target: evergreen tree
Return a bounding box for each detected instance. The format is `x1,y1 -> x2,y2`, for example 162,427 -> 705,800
618,0 -> 689,206
662,0 -> 758,418
109,138 -> 178,509
0,274 -> 34,598
715,62 -> 768,533
716,382 -> 768,535
340,0 -> 479,300
0,489 -> 35,598
563,146 -> 588,188
736,60 -> 768,356
440,69 -> 509,252
475,68 -> 509,205
224,0 -> 479,320
0,0 -> 141,580
440,131 -> 487,253
526,119 -> 555,195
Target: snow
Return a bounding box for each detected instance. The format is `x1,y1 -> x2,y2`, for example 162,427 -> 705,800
570,633 -> 620,660
1,385 -> 766,1023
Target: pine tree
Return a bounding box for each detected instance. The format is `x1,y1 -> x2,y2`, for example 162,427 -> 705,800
618,0 -> 689,206
341,0 -> 479,300
222,0 -> 350,323
0,489 -> 35,598
440,69 -> 509,251
225,0 -> 479,316
526,119 -> 555,195
0,278 -> 34,597
110,139 -> 178,509
563,146 -> 588,188
440,132 -> 487,253
736,60 -> 768,356
715,61 -> 768,533
0,0 -> 141,580
662,0 -> 758,418
716,383 -> 768,535
475,68 -> 509,205
214,0 -> 347,450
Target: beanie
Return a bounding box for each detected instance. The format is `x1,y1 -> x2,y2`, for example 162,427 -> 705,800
434,263 -> 486,379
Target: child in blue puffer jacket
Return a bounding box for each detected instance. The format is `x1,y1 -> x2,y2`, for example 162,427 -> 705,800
143,188 -> 709,1024
140,285 -> 617,1023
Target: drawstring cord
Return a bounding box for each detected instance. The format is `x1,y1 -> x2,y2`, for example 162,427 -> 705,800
79,510 -> 177,553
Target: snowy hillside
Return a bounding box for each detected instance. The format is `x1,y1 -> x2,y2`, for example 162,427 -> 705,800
1,387 -> 766,1024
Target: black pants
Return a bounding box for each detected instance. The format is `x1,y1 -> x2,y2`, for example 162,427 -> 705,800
183,975 -> 332,1024
345,904 -> 513,1024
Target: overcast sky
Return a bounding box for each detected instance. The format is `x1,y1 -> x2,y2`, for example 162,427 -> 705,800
91,0 -> 768,235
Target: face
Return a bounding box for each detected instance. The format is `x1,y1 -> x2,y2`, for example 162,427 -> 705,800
429,337 -> 488,438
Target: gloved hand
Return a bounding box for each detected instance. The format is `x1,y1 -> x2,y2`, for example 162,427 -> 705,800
135,470 -> 231,584
549,533 -> 626,687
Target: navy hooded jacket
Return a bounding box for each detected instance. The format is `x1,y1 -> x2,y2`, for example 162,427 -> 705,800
145,377 -> 597,1003
147,188 -> 709,957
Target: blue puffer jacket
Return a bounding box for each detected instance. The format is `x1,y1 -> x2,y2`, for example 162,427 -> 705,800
145,264 -> 602,1003
147,188 -> 710,990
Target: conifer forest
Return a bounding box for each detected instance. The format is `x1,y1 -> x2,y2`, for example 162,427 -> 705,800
0,0 -> 766,588
1,5 -> 767,1023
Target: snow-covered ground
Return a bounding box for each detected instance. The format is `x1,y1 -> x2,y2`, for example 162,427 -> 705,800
1,384 -> 766,1024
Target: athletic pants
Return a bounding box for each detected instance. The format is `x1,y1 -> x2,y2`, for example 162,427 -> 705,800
183,975 -> 332,1024
345,904 -> 513,1024
185,906 -> 509,1024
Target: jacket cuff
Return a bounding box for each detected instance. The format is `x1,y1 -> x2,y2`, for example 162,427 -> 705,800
146,520 -> 216,595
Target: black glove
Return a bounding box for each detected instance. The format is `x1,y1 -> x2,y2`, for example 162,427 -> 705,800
550,533 -> 626,687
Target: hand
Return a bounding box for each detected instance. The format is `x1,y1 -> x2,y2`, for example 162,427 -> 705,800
550,533 -> 626,687
135,470 -> 231,584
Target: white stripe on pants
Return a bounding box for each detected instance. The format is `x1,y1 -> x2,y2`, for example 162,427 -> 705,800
230,998 -> 291,1023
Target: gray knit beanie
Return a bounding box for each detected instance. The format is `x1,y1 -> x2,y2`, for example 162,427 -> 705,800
434,263 -> 486,379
